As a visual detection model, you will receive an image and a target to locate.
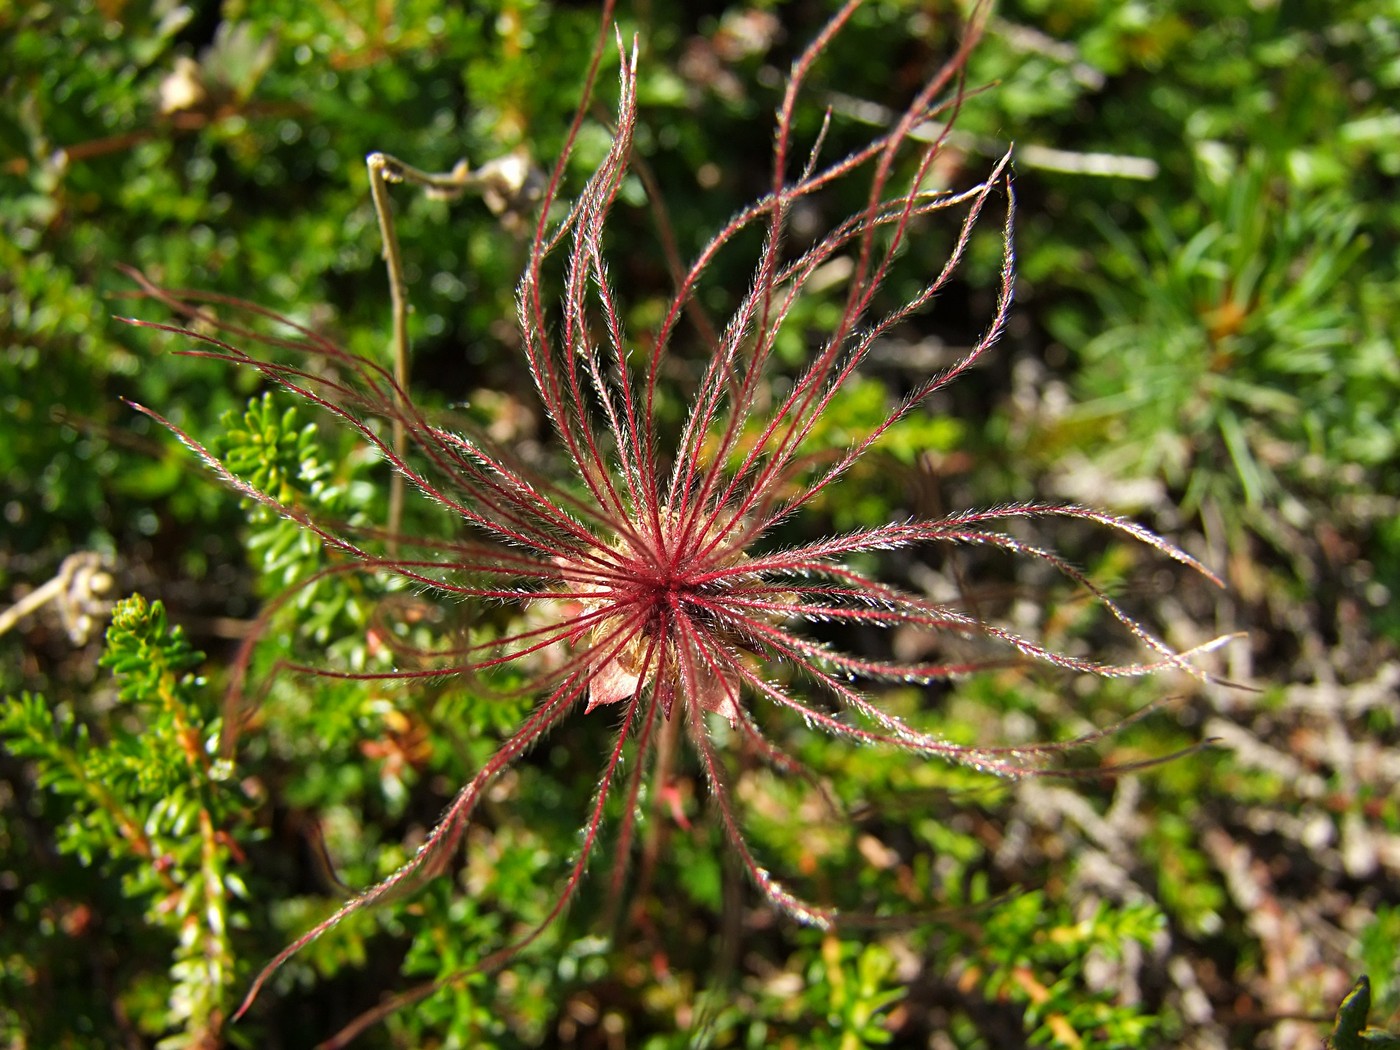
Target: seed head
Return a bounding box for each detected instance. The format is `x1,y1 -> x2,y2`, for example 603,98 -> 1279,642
123,0 -> 1224,1037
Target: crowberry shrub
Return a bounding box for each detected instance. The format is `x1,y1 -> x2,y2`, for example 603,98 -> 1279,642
127,0 -> 1220,1036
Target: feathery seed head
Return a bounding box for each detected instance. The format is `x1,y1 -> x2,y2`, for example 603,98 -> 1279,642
552,502 -> 754,721
122,0 -> 1225,1036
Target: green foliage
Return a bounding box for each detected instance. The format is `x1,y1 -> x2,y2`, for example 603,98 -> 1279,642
807,938 -> 907,1048
944,887 -> 1164,1049
0,0 -> 604,575
211,393 -> 372,615
958,1 -> 1399,500
211,394 -> 409,772
1356,907 -> 1400,1026
1057,149 -> 1385,517
968,0 -> 1400,624
1,596 -> 249,1049
3,2 -> 1397,1048
1330,977 -> 1400,1050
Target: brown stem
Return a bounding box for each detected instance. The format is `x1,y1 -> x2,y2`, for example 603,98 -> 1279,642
364,152 -> 472,553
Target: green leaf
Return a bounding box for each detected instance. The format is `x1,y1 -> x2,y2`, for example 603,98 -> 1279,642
1330,977 -> 1400,1050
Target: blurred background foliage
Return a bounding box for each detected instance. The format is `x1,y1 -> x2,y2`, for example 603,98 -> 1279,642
3,0 -> 1398,1047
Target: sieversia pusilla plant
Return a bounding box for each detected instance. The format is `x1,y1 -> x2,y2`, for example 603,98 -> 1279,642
117,0 -> 1230,1043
